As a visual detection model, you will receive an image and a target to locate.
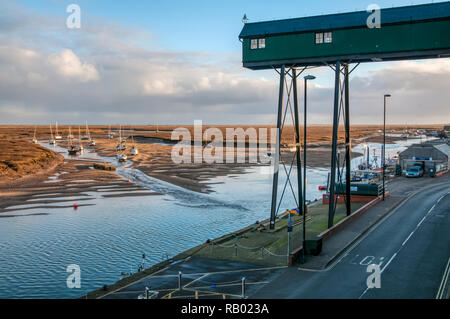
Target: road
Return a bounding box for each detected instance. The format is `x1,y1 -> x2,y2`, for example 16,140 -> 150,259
252,180 -> 450,299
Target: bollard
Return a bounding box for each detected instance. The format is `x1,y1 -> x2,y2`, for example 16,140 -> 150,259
234,244 -> 238,257
222,294 -> 226,299
145,287 -> 149,299
195,290 -> 198,299
260,247 -> 264,259
241,277 -> 246,299
178,271 -> 182,292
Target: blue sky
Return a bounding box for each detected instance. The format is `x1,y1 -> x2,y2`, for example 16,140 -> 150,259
1,0 -> 449,125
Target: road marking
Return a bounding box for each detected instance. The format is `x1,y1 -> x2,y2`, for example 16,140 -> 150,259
98,266 -> 169,299
380,253 -> 397,274
417,216 -> 427,227
358,189 -> 450,299
402,231 -> 415,246
436,257 -> 450,299
311,183 -> 450,275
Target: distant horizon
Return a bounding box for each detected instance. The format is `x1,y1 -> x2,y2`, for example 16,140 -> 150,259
1,123 -> 447,127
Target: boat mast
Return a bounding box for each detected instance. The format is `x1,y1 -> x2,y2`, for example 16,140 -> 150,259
78,126 -> 82,147
68,127 -> 72,147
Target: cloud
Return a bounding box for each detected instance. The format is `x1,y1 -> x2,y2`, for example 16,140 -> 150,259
0,1 -> 448,125
48,49 -> 99,82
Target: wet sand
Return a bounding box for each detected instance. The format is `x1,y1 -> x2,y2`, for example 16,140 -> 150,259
0,124 -> 441,212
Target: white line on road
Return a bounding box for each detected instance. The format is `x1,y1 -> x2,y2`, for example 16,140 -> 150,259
381,253 -> 397,274
402,232 -> 415,246
358,190 -> 449,299
436,257 -> 450,299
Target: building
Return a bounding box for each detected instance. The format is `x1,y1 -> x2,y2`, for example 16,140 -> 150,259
399,143 -> 450,174
239,2 -> 450,69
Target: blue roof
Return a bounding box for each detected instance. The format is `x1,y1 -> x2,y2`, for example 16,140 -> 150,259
239,2 -> 450,38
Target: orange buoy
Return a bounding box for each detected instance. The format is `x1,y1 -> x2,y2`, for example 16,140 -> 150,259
127,179 -> 131,183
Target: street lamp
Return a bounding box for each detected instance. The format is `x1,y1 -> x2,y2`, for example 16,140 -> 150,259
302,74 -> 315,263
383,94 -> 391,201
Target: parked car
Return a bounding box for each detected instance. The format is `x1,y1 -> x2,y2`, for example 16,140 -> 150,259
405,166 -> 424,178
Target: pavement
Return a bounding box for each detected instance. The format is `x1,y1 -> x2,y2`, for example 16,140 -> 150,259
99,174 -> 450,299
251,174 -> 450,298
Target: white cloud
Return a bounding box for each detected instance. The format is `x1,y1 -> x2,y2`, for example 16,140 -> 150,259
48,49 -> 99,82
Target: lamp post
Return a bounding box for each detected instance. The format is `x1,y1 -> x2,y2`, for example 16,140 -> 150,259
383,94 -> 391,201
302,75 -> 315,263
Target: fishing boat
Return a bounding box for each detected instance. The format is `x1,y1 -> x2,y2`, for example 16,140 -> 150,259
49,125 -> 56,145
54,122 -> 63,140
31,127 -> 38,144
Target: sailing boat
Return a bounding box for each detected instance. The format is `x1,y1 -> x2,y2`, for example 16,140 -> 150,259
67,127 -> 78,155
76,126 -> 84,152
49,124 -> 56,145
130,130 -> 139,156
81,121 -> 90,140
116,125 -> 127,162
86,121 -> 96,146
55,122 -> 62,140
116,125 -> 126,151
31,127 -> 38,144
107,125 -> 114,139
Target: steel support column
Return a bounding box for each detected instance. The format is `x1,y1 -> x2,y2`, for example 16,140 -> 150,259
270,65 -> 285,230
328,61 -> 341,228
292,69 -> 303,217
344,64 -> 351,216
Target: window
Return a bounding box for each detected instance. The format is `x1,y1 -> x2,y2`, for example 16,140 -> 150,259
251,38 -> 266,50
258,38 -> 266,49
315,33 -> 323,44
315,32 -> 333,44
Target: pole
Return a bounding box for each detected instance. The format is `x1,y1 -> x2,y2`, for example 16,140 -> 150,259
302,77 -> 308,263
328,61 -> 341,228
241,277 -> 246,299
383,96 -> 386,200
287,211 -> 291,264
344,64 -> 351,216
270,65 -> 285,230
292,68 -> 303,219
178,271 -> 182,292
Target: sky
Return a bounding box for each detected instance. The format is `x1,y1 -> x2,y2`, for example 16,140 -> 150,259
0,0 -> 449,125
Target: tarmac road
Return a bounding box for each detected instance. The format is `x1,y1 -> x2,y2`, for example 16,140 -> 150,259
252,180 -> 450,299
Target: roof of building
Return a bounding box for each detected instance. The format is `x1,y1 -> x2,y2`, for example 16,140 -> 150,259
434,143 -> 450,156
399,142 -> 450,158
239,2 -> 450,38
